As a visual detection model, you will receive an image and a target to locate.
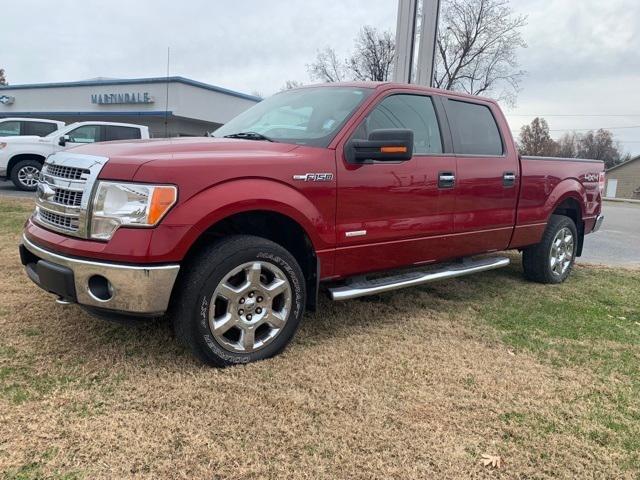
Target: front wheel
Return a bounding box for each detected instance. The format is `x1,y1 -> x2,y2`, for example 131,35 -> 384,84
172,235 -> 306,367
522,214 -> 578,284
10,159 -> 42,191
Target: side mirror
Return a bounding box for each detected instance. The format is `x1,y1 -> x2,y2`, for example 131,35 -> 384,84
346,129 -> 414,163
58,135 -> 70,147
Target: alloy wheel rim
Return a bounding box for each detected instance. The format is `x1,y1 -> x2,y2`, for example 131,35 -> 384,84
209,261 -> 292,354
18,166 -> 40,187
549,227 -> 574,276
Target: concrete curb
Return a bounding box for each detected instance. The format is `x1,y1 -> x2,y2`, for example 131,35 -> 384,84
603,197 -> 640,204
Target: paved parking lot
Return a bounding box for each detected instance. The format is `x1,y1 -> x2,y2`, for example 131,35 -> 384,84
579,201 -> 640,267
0,180 -> 34,198
1,181 -> 637,266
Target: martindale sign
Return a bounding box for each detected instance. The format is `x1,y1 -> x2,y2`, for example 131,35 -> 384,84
91,92 -> 154,105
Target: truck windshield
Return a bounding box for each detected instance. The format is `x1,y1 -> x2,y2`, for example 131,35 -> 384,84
213,86 -> 372,147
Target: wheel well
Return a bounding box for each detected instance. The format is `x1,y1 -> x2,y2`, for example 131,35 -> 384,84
181,211 -> 319,311
7,154 -> 46,177
552,198 -> 584,256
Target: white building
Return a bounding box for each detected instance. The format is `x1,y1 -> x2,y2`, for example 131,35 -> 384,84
0,76 -> 260,137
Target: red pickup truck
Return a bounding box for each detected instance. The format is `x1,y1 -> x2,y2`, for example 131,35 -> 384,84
20,82 -> 605,366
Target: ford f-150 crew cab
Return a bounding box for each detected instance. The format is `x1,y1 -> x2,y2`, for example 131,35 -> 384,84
19,82 -> 605,366
1,121 -> 150,191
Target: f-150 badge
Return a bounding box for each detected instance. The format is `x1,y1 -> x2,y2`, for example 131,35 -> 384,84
293,173 -> 334,182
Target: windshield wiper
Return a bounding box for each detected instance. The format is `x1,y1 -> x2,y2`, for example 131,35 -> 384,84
223,131 -> 274,142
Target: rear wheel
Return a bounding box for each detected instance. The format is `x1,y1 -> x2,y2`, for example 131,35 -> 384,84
522,214 -> 577,284
173,235 -> 306,367
10,159 -> 42,191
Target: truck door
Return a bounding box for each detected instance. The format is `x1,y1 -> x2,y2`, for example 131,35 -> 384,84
334,92 -> 456,277
443,98 -> 519,255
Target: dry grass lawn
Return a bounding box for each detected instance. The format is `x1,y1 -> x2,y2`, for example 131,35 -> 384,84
0,197 -> 639,479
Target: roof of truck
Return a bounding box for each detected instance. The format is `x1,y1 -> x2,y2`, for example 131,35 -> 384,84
0,117 -> 64,123
292,81 -> 496,103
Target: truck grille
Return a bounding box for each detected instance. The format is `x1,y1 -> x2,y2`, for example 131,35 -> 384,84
38,208 -> 80,231
33,153 -> 109,238
53,188 -> 83,207
45,164 -> 90,181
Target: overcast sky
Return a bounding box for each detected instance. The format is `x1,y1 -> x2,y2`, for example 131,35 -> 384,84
2,0 -> 639,154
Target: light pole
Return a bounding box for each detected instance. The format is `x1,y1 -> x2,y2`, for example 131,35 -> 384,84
393,0 -> 441,86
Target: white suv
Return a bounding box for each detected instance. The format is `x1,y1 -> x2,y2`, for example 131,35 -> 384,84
0,121 -> 150,191
0,118 -> 65,137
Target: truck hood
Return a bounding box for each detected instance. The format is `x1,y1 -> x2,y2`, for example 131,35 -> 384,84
72,137 -> 301,180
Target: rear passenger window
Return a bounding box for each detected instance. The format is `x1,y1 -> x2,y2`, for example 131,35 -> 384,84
352,94 -> 442,154
447,100 -> 503,156
0,121 -> 21,136
24,122 -> 58,136
105,126 -> 141,141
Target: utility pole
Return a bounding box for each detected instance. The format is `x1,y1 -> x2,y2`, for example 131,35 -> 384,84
393,0 -> 440,86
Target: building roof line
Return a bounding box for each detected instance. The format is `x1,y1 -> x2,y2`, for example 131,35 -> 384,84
0,110 -> 174,118
606,155 -> 640,172
0,76 -> 261,102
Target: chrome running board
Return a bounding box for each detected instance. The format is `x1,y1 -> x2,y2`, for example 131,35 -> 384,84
328,256 -> 510,301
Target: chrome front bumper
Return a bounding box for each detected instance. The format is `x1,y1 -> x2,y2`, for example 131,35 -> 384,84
21,235 -> 180,315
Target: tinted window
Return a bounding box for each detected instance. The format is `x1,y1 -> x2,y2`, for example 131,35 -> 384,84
24,121 -> 58,136
447,100 -> 503,155
67,125 -> 101,143
352,94 -> 442,154
105,126 -> 141,141
0,121 -> 21,136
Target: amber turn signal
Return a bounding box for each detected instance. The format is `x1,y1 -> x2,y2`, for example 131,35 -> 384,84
380,146 -> 407,153
148,186 -> 178,225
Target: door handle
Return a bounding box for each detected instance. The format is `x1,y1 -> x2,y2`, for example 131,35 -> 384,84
438,172 -> 455,189
503,171 -> 516,187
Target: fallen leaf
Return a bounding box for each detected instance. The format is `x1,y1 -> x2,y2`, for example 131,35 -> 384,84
481,454 -> 504,469
617,316 -> 627,320
507,350 -> 515,356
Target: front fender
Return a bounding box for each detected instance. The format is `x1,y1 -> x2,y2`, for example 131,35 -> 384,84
163,178 -> 335,257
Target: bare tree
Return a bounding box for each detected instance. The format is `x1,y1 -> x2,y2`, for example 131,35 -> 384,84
348,26 -> 395,81
518,118 -> 557,156
280,80 -> 304,91
577,129 -> 624,169
307,47 -> 346,82
520,119 -> 627,168
433,0 -> 526,105
308,27 -> 394,82
307,1 -> 526,104
555,132 -> 579,158
0,69 -> 7,86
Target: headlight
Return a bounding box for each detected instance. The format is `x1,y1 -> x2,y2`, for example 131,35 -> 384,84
90,182 -> 177,240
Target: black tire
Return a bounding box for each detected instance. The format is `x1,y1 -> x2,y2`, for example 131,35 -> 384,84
172,235 -> 306,367
522,214 -> 578,284
10,159 -> 42,191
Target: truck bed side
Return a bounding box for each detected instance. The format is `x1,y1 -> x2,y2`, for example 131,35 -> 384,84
510,156 -> 604,249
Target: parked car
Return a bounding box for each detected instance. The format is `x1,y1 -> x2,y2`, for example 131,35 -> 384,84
0,117 -> 65,137
19,82 -> 604,366
0,121 -> 150,191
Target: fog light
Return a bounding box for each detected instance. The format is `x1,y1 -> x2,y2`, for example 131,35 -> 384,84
88,275 -> 113,301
